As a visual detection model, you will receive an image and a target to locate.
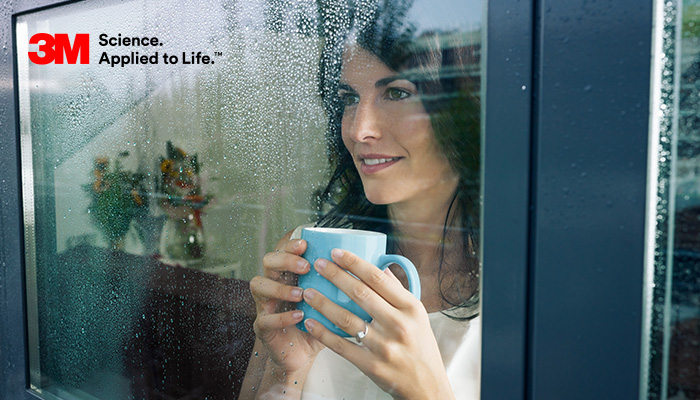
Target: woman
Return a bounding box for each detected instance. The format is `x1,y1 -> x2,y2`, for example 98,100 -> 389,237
241,5 -> 480,399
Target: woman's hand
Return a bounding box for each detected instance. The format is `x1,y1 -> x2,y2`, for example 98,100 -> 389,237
301,249 -> 456,400
247,232 -> 325,396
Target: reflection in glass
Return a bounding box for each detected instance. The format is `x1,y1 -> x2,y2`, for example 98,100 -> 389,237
16,0 -> 482,399
644,0 -> 700,399
242,1 -> 482,399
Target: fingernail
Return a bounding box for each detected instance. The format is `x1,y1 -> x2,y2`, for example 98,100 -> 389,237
291,288 -> 303,299
331,249 -> 344,258
294,240 -> 302,249
304,289 -> 315,300
304,319 -> 316,331
292,310 -> 304,320
297,260 -> 308,271
315,259 -> 327,270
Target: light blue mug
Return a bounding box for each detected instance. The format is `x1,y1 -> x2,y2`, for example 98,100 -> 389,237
296,227 -> 421,337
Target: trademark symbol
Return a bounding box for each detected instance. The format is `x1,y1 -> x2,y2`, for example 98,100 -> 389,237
214,51 -> 222,56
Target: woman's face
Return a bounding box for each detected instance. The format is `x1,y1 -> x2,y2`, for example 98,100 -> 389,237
339,47 -> 458,207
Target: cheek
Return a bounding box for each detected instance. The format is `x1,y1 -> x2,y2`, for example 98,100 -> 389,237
401,120 -> 438,157
340,118 -> 353,152
408,127 -> 456,178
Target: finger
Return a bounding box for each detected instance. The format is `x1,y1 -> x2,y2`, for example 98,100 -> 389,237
254,309 -> 305,336
281,238 -> 307,255
311,258 -> 396,324
303,318 -> 377,370
262,242 -> 310,279
250,276 -> 304,303
330,249 -> 418,310
384,267 -> 399,281
302,288 -> 378,347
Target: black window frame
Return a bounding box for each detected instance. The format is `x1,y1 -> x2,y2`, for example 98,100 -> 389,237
0,0 -> 652,399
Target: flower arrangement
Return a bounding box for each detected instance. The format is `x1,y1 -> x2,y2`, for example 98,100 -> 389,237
83,151 -> 149,249
156,141 -> 211,262
156,141 -> 211,213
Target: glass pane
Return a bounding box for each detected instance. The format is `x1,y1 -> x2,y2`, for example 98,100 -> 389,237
17,0 -> 483,399
643,0 -> 700,398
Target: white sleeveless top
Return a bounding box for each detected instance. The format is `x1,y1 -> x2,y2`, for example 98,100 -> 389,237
292,226 -> 481,400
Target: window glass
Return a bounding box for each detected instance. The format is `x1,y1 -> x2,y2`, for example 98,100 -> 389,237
16,0 -> 483,398
644,0 -> 700,398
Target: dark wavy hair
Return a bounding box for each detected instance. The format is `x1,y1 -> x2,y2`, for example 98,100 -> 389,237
315,1 -> 481,316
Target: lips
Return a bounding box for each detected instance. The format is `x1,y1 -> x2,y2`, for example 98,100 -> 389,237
363,157 -> 400,165
358,154 -> 402,174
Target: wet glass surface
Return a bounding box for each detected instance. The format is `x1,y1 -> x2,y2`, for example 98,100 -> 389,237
16,0 -> 483,398
644,1 -> 700,398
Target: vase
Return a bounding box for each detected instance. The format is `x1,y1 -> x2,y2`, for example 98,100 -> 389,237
158,215 -> 206,265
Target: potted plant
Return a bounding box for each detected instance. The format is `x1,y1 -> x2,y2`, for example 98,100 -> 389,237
83,152 -> 149,251
156,141 -> 212,264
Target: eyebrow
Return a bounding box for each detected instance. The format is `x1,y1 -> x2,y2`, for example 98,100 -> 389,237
374,76 -> 402,88
338,75 -> 406,92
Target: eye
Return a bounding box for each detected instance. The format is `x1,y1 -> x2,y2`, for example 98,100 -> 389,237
339,92 -> 359,106
386,87 -> 411,100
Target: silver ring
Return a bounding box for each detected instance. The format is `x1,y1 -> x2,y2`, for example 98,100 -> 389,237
356,322 -> 369,342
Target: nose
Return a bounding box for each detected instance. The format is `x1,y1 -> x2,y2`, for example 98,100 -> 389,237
344,100 -> 382,143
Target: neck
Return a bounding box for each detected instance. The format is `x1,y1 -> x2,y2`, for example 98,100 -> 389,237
387,178 -> 459,246
387,179 -> 459,290
385,178 -> 467,313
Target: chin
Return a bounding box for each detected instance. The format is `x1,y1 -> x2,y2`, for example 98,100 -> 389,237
363,188 -> 397,205
365,197 -> 392,205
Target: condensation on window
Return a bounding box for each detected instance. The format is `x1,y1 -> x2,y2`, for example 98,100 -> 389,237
643,1 -> 700,399
18,1 -> 329,398
16,0 -> 482,398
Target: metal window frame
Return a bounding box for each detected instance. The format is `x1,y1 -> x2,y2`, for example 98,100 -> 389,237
523,1 -> 652,398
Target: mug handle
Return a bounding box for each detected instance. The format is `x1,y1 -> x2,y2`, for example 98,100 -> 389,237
378,254 -> 421,301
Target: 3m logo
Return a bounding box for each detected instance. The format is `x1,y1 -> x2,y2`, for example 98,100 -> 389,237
28,33 -> 89,64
